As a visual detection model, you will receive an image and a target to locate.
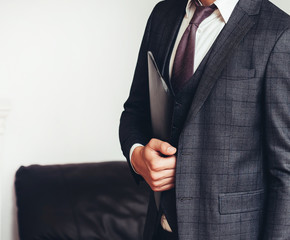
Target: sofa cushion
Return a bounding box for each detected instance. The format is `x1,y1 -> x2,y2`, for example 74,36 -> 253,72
15,161 -> 150,240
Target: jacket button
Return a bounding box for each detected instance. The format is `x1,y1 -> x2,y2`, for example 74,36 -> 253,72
179,197 -> 193,202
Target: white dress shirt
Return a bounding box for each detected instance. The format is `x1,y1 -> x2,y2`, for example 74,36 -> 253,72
130,0 -> 239,232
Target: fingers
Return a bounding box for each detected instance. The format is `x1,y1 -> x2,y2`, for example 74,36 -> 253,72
147,138 -> 176,156
133,138 -> 177,192
143,138 -> 177,172
148,169 -> 176,186
158,156 -> 177,170
147,169 -> 176,191
153,183 -> 175,192
149,177 -> 175,192
150,169 -> 176,181
145,154 -> 177,172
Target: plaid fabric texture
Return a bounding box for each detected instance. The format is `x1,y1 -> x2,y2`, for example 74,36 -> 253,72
119,0 -> 290,239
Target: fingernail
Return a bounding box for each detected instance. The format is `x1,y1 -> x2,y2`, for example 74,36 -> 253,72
168,147 -> 175,153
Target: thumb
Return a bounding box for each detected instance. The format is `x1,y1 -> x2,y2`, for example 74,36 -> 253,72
148,138 -> 177,156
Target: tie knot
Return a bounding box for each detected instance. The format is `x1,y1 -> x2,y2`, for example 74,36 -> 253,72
190,1 -> 217,27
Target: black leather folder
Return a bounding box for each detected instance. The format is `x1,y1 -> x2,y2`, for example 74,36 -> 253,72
148,51 -> 173,141
147,51 -> 173,209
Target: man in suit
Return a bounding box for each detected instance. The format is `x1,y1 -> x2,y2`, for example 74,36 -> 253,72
119,0 -> 290,239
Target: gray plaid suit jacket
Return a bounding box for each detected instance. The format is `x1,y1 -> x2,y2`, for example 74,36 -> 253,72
119,0 -> 290,239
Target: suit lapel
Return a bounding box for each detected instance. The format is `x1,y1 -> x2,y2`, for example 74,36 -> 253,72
183,0 -> 262,126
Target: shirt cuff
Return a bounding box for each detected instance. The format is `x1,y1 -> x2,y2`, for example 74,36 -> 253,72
129,143 -> 144,174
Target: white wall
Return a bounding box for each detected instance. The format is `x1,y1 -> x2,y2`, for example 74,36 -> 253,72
0,0 -> 289,239
270,0 -> 290,13
0,0 -> 159,239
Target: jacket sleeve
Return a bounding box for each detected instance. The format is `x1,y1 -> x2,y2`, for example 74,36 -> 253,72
263,28 -> 290,239
118,8 -> 155,183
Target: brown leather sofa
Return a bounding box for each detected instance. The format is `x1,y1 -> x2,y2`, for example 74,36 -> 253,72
15,161 -> 150,240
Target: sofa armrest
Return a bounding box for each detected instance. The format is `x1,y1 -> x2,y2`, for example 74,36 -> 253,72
15,161 -> 150,240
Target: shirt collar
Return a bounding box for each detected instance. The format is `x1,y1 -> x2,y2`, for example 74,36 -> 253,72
185,0 -> 239,23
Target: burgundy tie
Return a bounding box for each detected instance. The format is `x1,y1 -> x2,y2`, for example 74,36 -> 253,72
171,1 -> 217,93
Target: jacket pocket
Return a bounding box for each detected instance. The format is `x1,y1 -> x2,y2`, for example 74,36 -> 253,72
222,68 -> 256,80
218,189 -> 264,215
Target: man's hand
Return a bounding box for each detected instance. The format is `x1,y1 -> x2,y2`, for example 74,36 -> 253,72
131,138 -> 177,191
